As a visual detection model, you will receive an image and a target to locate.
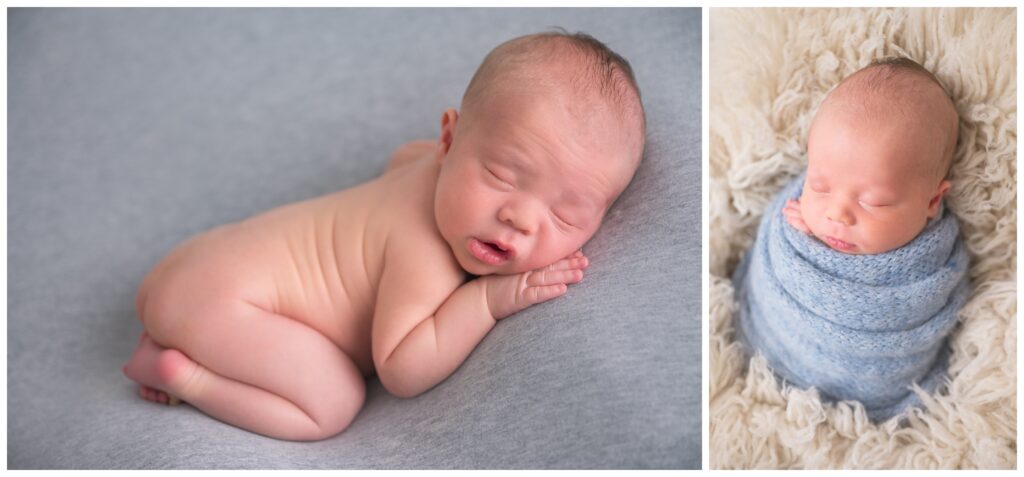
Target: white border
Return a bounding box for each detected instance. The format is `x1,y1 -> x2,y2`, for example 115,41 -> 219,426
700,5 -> 710,473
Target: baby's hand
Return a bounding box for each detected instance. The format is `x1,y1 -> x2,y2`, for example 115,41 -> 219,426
482,251 -> 589,320
783,199 -> 812,234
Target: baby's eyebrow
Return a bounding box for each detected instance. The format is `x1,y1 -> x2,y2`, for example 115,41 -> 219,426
560,189 -> 601,212
490,153 -> 520,169
861,188 -> 899,202
485,149 -> 531,175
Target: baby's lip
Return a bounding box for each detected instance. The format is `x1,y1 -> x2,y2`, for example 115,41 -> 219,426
468,238 -> 516,265
488,239 -> 516,258
823,235 -> 857,252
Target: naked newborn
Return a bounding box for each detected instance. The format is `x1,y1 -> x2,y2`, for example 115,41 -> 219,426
121,31 -> 646,441
733,57 -> 970,421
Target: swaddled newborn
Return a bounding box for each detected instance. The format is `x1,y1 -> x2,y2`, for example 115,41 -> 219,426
733,58 -> 970,422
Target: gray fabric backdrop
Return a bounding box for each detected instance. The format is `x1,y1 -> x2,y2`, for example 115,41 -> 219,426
8,8 -> 701,469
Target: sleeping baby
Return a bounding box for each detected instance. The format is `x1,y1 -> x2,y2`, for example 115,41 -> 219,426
122,31 -> 646,441
733,57 -> 970,422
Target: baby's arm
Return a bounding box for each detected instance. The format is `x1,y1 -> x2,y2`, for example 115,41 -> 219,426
372,236 -> 586,398
783,199 -> 811,234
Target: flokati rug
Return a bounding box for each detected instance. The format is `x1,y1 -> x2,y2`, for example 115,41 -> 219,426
709,8 -> 1016,469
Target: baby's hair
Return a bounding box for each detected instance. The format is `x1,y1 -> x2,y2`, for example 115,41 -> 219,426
862,57 -> 953,98
833,56 -> 960,181
461,29 -> 646,163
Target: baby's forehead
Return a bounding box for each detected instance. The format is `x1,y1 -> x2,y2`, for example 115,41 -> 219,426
474,86 -> 641,171
834,71 -> 936,110
464,39 -> 645,150
484,63 -> 635,128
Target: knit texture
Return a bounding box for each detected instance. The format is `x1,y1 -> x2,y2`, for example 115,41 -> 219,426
733,173 -> 970,422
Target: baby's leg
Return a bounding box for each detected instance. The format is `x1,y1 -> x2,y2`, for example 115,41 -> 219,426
124,300 -> 365,441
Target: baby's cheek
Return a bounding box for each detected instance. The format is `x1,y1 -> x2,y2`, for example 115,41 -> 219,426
854,221 -> 884,253
528,234 -> 577,270
859,216 -> 912,254
799,199 -> 822,230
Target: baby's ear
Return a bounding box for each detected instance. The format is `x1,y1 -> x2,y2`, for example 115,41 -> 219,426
436,108 -> 459,164
928,180 -> 952,218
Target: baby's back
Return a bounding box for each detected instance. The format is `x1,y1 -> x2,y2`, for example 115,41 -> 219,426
137,158 -> 441,376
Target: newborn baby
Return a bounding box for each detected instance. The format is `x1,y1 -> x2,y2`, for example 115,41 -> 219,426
784,57 -> 957,254
122,31 -> 646,441
733,58 -> 970,422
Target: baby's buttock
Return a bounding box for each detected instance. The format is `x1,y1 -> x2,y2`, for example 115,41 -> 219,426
139,196 -> 379,375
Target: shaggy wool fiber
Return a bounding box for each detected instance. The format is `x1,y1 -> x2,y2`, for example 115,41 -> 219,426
710,8 -> 1016,469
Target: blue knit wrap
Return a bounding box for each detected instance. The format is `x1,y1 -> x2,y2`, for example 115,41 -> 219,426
733,173 -> 970,422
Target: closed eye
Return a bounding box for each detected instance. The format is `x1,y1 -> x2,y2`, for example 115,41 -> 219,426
552,211 -> 577,229
485,167 -> 513,188
859,201 -> 890,208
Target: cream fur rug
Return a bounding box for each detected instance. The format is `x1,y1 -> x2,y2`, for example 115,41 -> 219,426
709,8 -> 1016,469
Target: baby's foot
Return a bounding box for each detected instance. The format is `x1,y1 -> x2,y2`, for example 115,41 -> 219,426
122,332 -> 194,406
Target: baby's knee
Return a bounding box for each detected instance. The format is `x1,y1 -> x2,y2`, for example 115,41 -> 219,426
325,377 -> 366,429
306,382 -> 366,440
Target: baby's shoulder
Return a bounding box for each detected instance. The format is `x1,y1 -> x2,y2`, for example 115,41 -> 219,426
371,156 -> 440,216
374,159 -> 462,285
374,215 -> 463,308
383,211 -> 459,276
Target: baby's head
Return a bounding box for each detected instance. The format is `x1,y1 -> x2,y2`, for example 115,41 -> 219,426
433,30 -> 646,275
801,57 -> 959,254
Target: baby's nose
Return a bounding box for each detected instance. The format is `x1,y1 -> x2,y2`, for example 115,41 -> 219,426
826,204 -> 854,226
498,203 -> 537,235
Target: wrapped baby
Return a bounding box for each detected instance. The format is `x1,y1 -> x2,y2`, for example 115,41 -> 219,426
122,31 -> 646,441
733,57 -> 970,422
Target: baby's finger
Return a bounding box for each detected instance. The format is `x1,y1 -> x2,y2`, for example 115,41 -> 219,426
527,268 -> 583,287
524,283 -> 568,306
782,205 -> 803,218
544,256 -> 589,272
785,216 -> 810,234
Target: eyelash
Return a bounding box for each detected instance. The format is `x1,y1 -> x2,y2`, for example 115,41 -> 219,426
486,167 -> 513,187
552,212 -> 576,229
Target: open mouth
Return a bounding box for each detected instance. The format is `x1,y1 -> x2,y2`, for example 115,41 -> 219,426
468,238 -> 514,265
